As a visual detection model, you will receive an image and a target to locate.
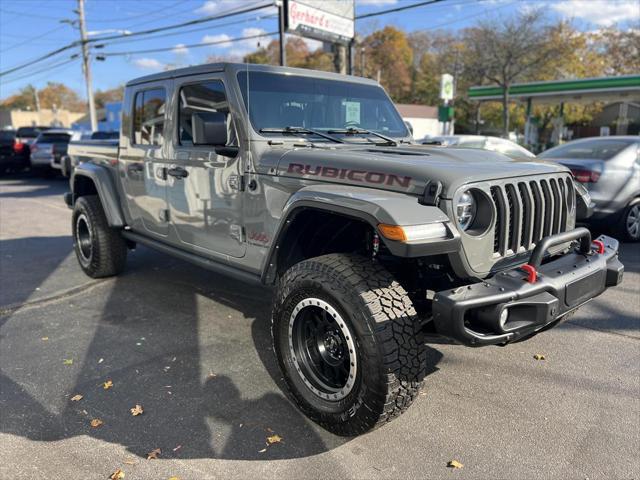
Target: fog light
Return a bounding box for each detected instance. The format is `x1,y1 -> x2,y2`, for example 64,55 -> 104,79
499,308 -> 509,329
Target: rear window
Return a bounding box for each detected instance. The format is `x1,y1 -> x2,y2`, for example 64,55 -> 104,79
38,133 -> 71,143
91,131 -> 119,140
540,139 -> 636,160
0,131 -> 16,141
16,127 -> 42,138
132,88 -> 166,146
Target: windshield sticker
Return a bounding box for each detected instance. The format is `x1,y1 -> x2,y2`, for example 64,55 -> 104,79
345,101 -> 361,124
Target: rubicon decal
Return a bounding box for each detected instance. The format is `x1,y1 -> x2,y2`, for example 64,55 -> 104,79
287,163 -> 411,187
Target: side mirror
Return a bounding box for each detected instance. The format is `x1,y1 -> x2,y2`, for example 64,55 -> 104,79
404,120 -> 414,137
192,111 -> 228,146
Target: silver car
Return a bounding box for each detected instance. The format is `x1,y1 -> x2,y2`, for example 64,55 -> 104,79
539,136 -> 640,242
420,135 -> 536,160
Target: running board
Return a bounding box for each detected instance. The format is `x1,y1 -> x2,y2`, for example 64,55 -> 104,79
122,231 -> 263,286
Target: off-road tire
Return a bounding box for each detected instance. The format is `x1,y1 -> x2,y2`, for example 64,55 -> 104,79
617,198 -> 640,242
272,253 -> 427,436
72,195 -> 127,278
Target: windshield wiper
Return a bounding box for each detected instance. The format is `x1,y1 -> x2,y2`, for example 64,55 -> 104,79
259,127 -> 343,144
327,127 -> 397,146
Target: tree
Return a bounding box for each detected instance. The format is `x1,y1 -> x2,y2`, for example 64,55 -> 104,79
38,82 -> 85,112
463,10 -> 575,136
590,26 -> 640,76
361,26 -> 413,102
0,84 -> 38,110
243,37 -> 334,72
94,86 -> 124,109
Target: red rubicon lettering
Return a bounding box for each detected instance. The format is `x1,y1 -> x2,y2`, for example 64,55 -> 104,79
286,163 -> 412,187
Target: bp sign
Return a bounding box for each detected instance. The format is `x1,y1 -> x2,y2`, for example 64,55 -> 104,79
284,0 -> 355,44
440,74 -> 454,101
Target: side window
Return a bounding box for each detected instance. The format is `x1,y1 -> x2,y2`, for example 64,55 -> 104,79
132,88 -> 166,146
178,80 -> 235,146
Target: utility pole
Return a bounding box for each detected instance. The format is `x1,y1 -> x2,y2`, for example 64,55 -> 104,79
77,0 -> 97,131
277,0 -> 286,66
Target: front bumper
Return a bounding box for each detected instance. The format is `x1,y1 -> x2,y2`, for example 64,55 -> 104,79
433,230 -> 623,346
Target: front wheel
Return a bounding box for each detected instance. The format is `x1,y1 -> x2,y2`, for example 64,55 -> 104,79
272,254 -> 427,436
72,195 -> 127,278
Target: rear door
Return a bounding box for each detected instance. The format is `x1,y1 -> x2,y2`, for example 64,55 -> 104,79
166,76 -> 246,258
119,83 -> 171,237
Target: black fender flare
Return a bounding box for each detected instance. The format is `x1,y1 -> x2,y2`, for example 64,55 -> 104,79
261,184 -> 459,283
70,163 -> 126,228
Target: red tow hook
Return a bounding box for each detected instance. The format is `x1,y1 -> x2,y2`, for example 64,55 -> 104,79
592,239 -> 605,254
520,264 -> 538,283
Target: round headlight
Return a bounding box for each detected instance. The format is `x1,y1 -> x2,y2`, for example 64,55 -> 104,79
456,190 -> 477,231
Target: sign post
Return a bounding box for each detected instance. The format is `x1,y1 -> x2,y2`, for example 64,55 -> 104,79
440,73 -> 454,135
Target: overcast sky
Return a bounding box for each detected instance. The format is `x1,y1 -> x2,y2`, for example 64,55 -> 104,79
0,0 -> 638,98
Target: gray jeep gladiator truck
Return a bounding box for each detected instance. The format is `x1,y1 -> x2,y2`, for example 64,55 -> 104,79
65,63 -> 624,436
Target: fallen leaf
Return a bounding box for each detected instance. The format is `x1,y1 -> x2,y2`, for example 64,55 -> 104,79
103,380 -> 114,390
172,445 -> 182,452
130,404 -> 144,416
70,394 -> 83,402
109,469 -> 125,480
147,448 -> 161,460
533,354 -> 546,361
63,359 -> 73,365
123,459 -> 137,466
90,418 -> 104,428
207,372 -> 217,379
447,460 -> 464,469
266,434 -> 282,444
41,337 -> 49,341
168,477 -> 181,480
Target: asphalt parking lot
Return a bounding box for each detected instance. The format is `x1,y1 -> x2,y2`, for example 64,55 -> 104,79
1,175 -> 638,480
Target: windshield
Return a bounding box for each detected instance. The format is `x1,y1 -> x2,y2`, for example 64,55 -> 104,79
237,71 -> 409,139
540,138 -> 635,160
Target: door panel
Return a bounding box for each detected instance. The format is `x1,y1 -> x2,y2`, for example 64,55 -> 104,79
120,85 -> 170,237
167,78 -> 246,258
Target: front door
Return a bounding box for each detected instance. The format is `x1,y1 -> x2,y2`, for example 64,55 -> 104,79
167,77 -> 246,258
120,85 -> 170,237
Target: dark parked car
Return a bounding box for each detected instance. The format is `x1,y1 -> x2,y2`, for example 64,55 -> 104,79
539,136 -> 640,241
13,126 -> 50,168
30,129 -> 76,176
0,130 -> 18,175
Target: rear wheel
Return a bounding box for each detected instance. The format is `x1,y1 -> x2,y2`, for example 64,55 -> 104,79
272,253 -> 426,436
72,195 -> 127,277
618,199 -> 640,242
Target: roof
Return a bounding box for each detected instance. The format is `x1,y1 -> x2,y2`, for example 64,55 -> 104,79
468,75 -> 640,104
396,104 -> 438,119
126,62 -> 380,87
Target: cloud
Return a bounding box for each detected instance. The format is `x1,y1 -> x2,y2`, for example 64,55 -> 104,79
195,0 -> 259,15
551,0 -> 639,26
357,0 -> 397,5
172,43 -> 189,55
132,58 -> 166,70
202,33 -> 233,48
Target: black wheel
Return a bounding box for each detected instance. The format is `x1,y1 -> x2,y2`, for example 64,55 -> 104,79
272,254 -> 426,436
618,199 -> 640,242
72,195 -> 127,278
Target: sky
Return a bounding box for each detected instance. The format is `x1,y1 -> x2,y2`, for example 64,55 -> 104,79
0,0 -> 638,99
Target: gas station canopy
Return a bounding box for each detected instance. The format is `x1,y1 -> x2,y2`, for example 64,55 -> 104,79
468,75 -> 640,104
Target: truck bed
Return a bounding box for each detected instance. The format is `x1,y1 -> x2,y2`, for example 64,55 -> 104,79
67,139 -> 119,165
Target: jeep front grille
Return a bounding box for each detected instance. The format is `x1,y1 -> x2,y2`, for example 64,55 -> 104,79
490,176 -> 574,257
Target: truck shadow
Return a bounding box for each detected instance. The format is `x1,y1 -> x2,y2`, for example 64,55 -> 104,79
0,174 -> 68,199
0,245 -> 443,461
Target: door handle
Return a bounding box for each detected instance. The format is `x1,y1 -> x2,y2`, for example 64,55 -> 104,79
167,166 -> 189,179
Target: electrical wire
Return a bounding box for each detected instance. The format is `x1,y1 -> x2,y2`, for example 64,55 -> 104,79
102,31 -> 278,57
1,57 -> 77,84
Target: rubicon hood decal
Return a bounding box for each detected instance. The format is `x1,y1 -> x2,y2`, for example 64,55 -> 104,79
287,163 -> 412,188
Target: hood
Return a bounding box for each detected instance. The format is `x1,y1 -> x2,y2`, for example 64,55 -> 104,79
273,144 -> 569,198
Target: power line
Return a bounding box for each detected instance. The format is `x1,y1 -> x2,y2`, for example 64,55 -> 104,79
1,57 -> 77,85
356,0 -> 447,19
0,1 -> 271,77
102,31 -> 278,57
86,1 -> 272,43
